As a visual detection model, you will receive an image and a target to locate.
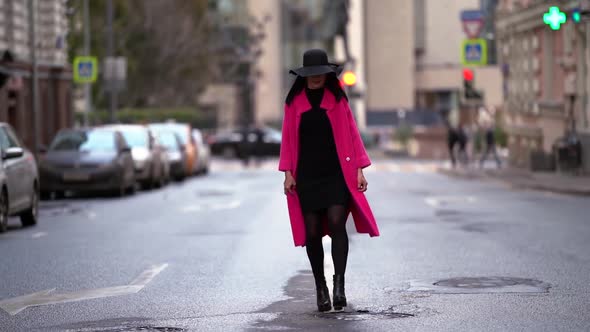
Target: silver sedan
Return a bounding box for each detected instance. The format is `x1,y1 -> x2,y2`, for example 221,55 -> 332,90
0,123 -> 39,232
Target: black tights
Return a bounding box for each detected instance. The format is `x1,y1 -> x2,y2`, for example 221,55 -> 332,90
304,205 -> 349,280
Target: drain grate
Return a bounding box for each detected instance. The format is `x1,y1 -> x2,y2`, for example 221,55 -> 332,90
317,309 -> 414,321
82,327 -> 185,332
408,276 -> 551,294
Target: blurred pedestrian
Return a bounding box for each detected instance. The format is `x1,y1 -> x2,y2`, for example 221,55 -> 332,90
457,125 -> 469,166
279,49 -> 380,312
240,127 -> 254,167
447,126 -> 459,167
480,122 -> 501,168
253,126 -> 265,167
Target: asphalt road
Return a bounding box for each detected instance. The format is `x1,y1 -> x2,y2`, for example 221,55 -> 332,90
0,158 -> 589,331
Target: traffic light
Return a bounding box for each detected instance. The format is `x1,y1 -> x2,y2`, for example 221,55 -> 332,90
572,8 -> 582,23
0,72 -> 9,89
342,71 -> 357,87
463,68 -> 482,100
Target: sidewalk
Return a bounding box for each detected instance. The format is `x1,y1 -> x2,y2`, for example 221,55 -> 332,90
439,166 -> 590,196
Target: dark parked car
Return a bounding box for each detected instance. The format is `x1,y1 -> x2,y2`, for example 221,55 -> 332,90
39,128 -> 136,197
209,127 -> 281,159
0,123 -> 39,232
156,131 -> 187,181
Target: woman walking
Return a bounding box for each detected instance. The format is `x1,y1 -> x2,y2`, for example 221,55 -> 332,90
279,49 -> 380,312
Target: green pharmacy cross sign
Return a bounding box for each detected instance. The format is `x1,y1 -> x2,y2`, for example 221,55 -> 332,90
543,6 -> 567,30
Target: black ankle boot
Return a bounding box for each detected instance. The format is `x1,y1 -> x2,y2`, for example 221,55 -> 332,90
315,277 -> 332,312
333,274 -> 347,310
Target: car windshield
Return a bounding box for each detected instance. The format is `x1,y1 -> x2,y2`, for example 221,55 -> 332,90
263,128 -> 282,142
121,129 -> 148,148
152,125 -> 188,145
158,132 -> 179,151
50,131 -> 116,152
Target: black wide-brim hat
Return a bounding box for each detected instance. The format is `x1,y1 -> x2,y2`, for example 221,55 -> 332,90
289,49 -> 343,77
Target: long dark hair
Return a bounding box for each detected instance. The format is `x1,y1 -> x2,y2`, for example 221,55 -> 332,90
285,73 -> 348,105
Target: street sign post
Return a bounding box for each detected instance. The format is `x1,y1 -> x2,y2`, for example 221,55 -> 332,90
460,10 -> 484,39
73,56 -> 98,84
462,39 -> 488,66
103,56 -> 127,92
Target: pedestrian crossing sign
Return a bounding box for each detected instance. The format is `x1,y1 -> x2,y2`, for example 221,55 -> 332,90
73,56 -> 98,84
462,39 -> 487,66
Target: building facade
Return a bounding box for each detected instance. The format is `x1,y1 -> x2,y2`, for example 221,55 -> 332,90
359,0 -> 503,158
364,0 -> 502,121
0,0 -> 72,150
496,0 -> 590,171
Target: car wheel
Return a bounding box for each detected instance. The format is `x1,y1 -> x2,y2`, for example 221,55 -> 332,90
127,172 -> 137,195
156,167 -> 165,188
21,188 -> 39,227
40,191 -> 51,201
113,174 -> 127,197
222,146 -> 237,159
162,168 -> 169,186
0,190 -> 8,233
117,183 -> 126,197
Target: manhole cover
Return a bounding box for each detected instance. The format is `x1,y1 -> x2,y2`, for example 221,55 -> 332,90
407,276 -> 551,294
317,309 -> 414,321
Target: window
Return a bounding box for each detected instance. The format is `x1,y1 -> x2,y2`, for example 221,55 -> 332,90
0,127 -> 20,150
50,130 -> 116,152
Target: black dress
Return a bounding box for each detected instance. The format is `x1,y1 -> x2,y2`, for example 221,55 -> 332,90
296,87 -> 351,213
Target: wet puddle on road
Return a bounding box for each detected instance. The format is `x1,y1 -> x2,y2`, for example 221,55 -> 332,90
316,309 -> 414,321
45,317 -> 186,332
249,270 -> 417,331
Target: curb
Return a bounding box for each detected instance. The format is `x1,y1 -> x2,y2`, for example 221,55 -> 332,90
437,168 -> 590,196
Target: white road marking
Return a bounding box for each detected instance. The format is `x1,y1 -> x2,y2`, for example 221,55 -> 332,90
323,237 -> 335,294
31,232 -> 47,239
181,200 -> 241,213
87,212 -> 97,219
182,205 -> 202,212
210,200 -> 241,210
0,263 -> 168,316
425,196 -> 477,207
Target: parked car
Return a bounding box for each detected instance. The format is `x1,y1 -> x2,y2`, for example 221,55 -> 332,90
0,123 -> 39,232
39,128 -> 136,197
192,129 -> 210,175
209,127 -> 281,159
104,124 -> 168,189
156,131 -> 187,181
149,123 -> 196,176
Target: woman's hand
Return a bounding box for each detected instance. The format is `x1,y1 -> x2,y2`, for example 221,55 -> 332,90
357,168 -> 368,192
284,171 -> 296,195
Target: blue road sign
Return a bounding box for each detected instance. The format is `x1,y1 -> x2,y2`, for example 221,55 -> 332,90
462,39 -> 487,66
73,56 -> 98,84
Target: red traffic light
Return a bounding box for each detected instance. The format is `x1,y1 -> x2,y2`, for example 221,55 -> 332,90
342,71 -> 357,86
463,68 -> 474,81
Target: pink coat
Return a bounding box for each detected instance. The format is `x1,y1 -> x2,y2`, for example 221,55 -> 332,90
278,89 -> 380,247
